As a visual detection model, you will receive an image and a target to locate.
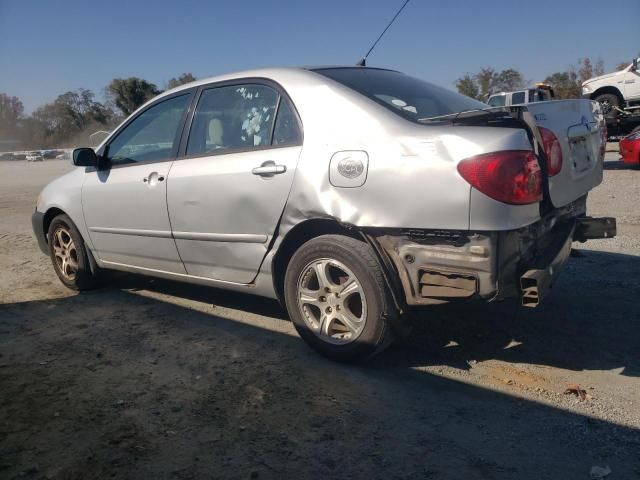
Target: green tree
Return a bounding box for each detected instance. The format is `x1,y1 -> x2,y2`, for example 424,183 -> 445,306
107,77 -> 160,116
454,67 -> 525,100
492,68 -> 525,92
455,73 -> 480,99
0,93 -> 25,140
167,73 -> 197,89
0,93 -> 24,126
543,71 -> 581,99
475,67 -> 495,98
26,89 -> 114,148
577,57 -> 604,82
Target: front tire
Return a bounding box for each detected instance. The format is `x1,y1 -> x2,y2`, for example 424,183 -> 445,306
284,234 -> 396,362
47,214 -> 99,291
594,93 -> 621,118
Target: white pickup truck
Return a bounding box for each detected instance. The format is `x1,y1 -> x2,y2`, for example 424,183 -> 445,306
582,57 -> 640,117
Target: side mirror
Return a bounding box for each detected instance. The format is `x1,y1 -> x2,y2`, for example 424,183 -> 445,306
72,147 -> 98,167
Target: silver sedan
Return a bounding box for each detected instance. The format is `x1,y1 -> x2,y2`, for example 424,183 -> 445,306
33,66 -> 614,360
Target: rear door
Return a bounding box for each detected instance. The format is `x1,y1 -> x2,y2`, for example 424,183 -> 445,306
167,82 -> 302,284
527,99 -> 605,207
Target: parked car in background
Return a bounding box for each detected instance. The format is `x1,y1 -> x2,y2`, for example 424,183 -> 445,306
26,151 -> 43,162
582,57 -> 640,117
619,127 -> 640,165
32,66 -> 615,361
487,83 -> 555,107
43,150 -> 63,159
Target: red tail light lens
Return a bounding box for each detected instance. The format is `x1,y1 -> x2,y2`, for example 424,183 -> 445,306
457,150 -> 542,205
538,126 -> 563,176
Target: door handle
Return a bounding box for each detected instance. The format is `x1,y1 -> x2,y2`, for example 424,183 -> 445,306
252,161 -> 286,177
143,172 -> 165,184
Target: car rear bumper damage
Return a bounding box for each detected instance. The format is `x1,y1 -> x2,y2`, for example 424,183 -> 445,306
367,197 -> 616,309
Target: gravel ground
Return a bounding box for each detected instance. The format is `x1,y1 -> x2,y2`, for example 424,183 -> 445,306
1,150 -> 639,480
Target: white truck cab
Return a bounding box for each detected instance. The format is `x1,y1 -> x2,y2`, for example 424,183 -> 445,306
487,84 -> 554,107
582,58 -> 640,116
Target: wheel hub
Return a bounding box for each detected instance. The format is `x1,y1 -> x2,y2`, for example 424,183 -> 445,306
52,226 -> 78,281
297,258 -> 367,345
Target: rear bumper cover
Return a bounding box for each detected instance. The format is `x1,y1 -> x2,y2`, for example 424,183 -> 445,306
371,199 -> 616,308
32,210 -> 48,254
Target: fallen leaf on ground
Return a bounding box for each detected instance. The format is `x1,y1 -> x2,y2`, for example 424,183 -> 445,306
563,384 -> 592,401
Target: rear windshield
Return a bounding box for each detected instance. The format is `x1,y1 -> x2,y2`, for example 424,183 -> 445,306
313,68 -> 488,123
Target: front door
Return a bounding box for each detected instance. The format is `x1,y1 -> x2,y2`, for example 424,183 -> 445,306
83,93 -> 192,273
167,83 -> 303,283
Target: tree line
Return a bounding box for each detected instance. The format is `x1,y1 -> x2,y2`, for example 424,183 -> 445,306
0,57 -> 634,151
455,57 -> 630,100
0,73 -> 196,150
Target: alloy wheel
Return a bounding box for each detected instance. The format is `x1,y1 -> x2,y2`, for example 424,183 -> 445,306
296,258 -> 367,345
52,226 -> 78,281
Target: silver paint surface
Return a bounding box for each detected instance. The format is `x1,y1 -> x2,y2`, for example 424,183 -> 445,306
34,67 -> 605,300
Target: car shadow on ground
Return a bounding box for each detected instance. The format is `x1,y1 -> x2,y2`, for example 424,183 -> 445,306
603,158 -> 639,170
379,249 -> 640,377
1,276 -> 639,478
104,248 -> 640,378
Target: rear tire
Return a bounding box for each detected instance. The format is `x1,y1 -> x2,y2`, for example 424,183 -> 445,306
284,234 -> 396,362
594,93 -> 621,118
47,214 -> 99,291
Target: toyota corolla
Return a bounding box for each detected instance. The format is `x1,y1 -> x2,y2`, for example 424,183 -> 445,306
32,67 -> 616,360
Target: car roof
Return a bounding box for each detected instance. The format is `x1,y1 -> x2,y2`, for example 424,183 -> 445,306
161,66 -> 400,96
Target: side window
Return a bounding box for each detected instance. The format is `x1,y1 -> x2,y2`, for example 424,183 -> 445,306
511,91 -> 526,105
187,84 -> 279,156
272,98 -> 302,146
487,95 -> 505,107
107,94 -> 190,165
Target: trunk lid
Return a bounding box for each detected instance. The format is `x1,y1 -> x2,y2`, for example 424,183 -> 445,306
526,99 -> 605,208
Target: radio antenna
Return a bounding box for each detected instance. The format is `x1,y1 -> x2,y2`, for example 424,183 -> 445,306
356,0 -> 411,67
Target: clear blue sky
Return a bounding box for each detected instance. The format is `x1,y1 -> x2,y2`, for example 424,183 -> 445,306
1,0 -> 638,112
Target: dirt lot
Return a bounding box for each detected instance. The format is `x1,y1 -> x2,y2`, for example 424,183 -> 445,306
1,153 -> 639,479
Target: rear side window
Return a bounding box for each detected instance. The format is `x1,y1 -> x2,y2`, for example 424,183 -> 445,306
107,94 -> 190,165
272,98 -> 302,146
314,68 -> 488,123
187,84 -> 279,156
511,91 -> 526,105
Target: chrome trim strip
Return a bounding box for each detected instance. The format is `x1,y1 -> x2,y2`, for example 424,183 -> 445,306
172,231 -> 268,243
89,227 -> 267,243
89,227 -> 172,238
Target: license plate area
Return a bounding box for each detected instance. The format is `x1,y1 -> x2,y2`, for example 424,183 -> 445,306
569,137 -> 592,173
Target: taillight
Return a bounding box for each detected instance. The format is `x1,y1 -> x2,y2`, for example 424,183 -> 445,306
457,150 -> 543,205
538,127 -> 563,176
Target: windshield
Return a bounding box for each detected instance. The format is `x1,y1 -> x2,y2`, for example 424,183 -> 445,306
313,68 -> 488,123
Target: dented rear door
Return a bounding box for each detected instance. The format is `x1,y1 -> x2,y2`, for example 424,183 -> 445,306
167,146 -> 301,284
166,83 -> 302,284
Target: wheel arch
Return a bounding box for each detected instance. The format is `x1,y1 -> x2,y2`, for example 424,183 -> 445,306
43,207 -> 67,244
42,207 -> 99,274
271,218 -> 361,304
591,86 -> 624,103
